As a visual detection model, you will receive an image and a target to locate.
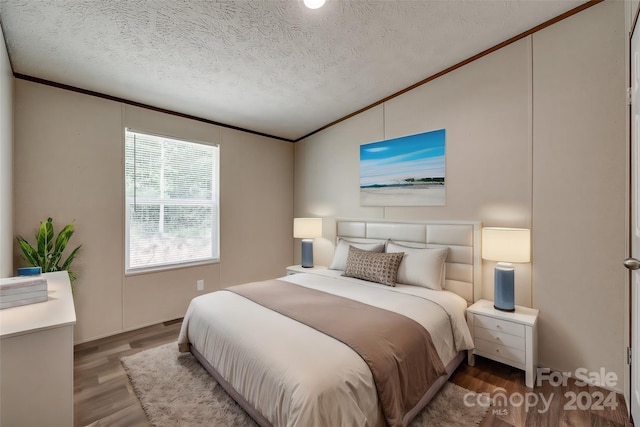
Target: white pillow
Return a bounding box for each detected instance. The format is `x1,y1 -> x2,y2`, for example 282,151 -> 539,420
386,242 -> 448,290
328,238 -> 385,271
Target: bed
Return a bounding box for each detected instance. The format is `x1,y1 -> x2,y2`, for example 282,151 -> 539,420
178,219 -> 481,427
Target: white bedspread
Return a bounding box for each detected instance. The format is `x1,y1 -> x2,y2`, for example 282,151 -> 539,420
177,270 -> 473,427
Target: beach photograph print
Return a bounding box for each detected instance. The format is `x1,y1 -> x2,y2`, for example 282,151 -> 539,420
360,129 -> 446,206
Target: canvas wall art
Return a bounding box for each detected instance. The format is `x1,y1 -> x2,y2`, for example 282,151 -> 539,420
360,129 -> 446,206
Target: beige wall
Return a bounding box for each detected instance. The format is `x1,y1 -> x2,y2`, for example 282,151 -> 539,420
7,0 -> 627,392
0,26 -> 13,278
630,0 -> 640,34
13,81 -> 294,342
532,1 -> 626,389
296,37 -> 534,305
294,1 -> 626,391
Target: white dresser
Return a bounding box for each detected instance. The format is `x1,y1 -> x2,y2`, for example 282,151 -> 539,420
467,299 -> 539,388
0,271 -> 76,426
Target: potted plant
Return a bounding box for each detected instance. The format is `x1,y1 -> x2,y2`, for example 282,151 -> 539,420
16,217 -> 82,282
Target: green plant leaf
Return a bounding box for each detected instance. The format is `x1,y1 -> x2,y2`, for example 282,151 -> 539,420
48,251 -> 63,271
20,218 -> 81,281
67,270 -> 78,285
16,236 -> 40,267
45,218 -> 54,253
45,219 -> 55,272
54,223 -> 74,254
36,221 -> 47,257
61,245 -> 81,272
36,218 -> 55,271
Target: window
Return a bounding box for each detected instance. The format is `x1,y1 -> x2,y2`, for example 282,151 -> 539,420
124,129 -> 219,273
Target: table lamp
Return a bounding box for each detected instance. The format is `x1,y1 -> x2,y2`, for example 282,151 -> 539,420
482,227 -> 531,312
293,218 -> 322,268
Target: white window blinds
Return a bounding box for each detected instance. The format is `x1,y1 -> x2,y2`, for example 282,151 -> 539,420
124,129 -> 219,273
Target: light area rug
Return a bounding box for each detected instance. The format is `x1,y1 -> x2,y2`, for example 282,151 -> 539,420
122,342 -> 487,427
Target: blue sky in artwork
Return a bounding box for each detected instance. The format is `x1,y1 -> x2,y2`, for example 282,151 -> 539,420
360,129 -> 446,186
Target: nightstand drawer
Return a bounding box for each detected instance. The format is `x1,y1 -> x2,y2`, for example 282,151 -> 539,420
473,314 -> 525,337
474,326 -> 525,350
467,299 -> 538,388
474,338 -> 526,365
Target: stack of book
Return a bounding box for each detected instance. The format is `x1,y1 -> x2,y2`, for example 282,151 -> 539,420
0,275 -> 48,310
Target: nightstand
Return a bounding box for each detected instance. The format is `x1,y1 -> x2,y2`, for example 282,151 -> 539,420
467,299 -> 539,388
285,265 -> 327,275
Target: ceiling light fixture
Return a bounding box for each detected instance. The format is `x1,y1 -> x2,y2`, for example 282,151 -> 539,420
303,0 -> 326,9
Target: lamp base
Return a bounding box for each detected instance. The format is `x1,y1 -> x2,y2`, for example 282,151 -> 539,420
301,239 -> 314,268
494,262 -> 515,312
494,305 -> 516,313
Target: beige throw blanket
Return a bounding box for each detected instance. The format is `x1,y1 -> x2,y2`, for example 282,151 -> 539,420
226,279 -> 447,427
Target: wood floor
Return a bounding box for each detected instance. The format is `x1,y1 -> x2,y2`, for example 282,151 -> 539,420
452,357 -> 631,427
74,319 -> 632,427
74,319 -> 183,427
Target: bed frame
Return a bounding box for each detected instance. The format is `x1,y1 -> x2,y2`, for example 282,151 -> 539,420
332,218 -> 482,424
335,218 -> 482,304
191,218 -> 482,427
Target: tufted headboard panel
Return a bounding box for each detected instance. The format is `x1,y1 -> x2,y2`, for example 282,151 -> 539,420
335,219 -> 481,304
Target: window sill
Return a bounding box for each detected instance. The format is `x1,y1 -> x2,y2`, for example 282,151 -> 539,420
125,259 -> 220,277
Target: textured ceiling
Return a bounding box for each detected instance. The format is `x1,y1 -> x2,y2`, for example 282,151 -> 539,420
0,0 -> 588,141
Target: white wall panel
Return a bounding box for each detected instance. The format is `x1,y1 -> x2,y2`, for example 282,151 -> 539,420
0,27 -> 13,278
296,39 -> 533,306
14,83 -> 294,343
14,82 -> 124,341
532,1 -> 626,390
295,1 -> 626,392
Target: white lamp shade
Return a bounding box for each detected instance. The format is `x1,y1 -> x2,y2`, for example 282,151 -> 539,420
294,218 -> 323,239
482,227 -> 531,263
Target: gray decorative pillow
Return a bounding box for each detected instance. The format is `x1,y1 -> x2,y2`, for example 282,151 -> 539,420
343,246 -> 404,286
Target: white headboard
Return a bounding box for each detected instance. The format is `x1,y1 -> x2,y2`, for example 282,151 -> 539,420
335,218 -> 481,304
